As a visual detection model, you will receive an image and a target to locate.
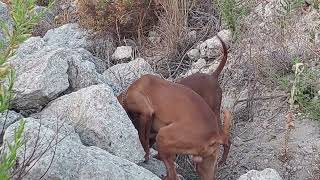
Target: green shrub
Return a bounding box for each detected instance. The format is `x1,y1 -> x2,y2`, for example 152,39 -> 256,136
0,119 -> 25,180
277,59 -> 320,120
0,0 -> 50,179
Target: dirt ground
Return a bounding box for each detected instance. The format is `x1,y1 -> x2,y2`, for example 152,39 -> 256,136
217,90 -> 320,180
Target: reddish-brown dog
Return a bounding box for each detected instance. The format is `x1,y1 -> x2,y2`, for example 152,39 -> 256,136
148,35 -> 230,164
118,74 -> 231,180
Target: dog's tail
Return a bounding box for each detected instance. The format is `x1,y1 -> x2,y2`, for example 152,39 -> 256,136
219,109 -> 232,165
211,35 -> 228,78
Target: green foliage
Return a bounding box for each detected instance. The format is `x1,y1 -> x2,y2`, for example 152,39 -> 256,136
0,119 -> 26,180
0,67 -> 15,113
216,0 -> 248,37
0,0 -> 51,179
277,59 -> 320,120
0,0 -> 49,63
0,0 -> 53,113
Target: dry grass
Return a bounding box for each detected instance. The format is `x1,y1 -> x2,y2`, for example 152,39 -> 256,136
144,0 -> 220,78
74,0 -> 220,77
77,0 -> 159,42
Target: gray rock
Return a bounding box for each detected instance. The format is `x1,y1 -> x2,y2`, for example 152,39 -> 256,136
148,31 -> 161,44
8,37 -> 105,112
43,23 -> 88,50
111,46 -> 133,61
103,58 -> 155,95
14,37 -> 46,58
9,48 -> 70,111
139,158 -> 166,178
0,111 -> 22,135
192,58 -> 206,69
181,58 -> 206,77
217,29 -> 232,46
2,118 -> 160,180
199,29 -> 231,59
34,84 -> 145,163
187,49 -> 200,61
238,168 -> 283,180
41,23 -> 113,71
66,48 -> 105,91
75,48 -> 107,74
0,2 -> 13,51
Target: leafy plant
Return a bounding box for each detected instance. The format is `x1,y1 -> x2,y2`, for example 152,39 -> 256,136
277,59 -> 320,120
0,119 -> 25,180
0,0 -> 51,179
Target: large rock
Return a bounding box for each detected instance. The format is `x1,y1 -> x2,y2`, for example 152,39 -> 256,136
9,48 -> 104,112
238,168 -> 283,180
2,118 -> 160,180
0,2 -> 13,51
103,58 -> 155,95
65,48 -> 105,90
139,149 -> 166,177
8,30 -> 105,112
9,48 -> 70,112
43,23 -> 88,50
139,158 -> 166,178
0,111 -> 22,143
187,49 -> 200,61
33,84 -> 145,163
42,23 -> 113,72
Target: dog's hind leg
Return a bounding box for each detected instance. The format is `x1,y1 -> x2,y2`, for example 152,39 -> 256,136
156,125 -> 180,180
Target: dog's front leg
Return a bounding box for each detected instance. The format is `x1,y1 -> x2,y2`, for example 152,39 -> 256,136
138,110 -> 154,162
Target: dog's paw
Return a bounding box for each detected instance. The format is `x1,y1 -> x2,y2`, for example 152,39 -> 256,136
144,153 -> 150,163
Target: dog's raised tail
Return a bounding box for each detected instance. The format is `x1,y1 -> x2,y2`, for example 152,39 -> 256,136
212,35 -> 228,78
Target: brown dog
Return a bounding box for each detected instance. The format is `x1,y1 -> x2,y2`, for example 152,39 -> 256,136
147,35 -> 230,163
118,74 -> 231,180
